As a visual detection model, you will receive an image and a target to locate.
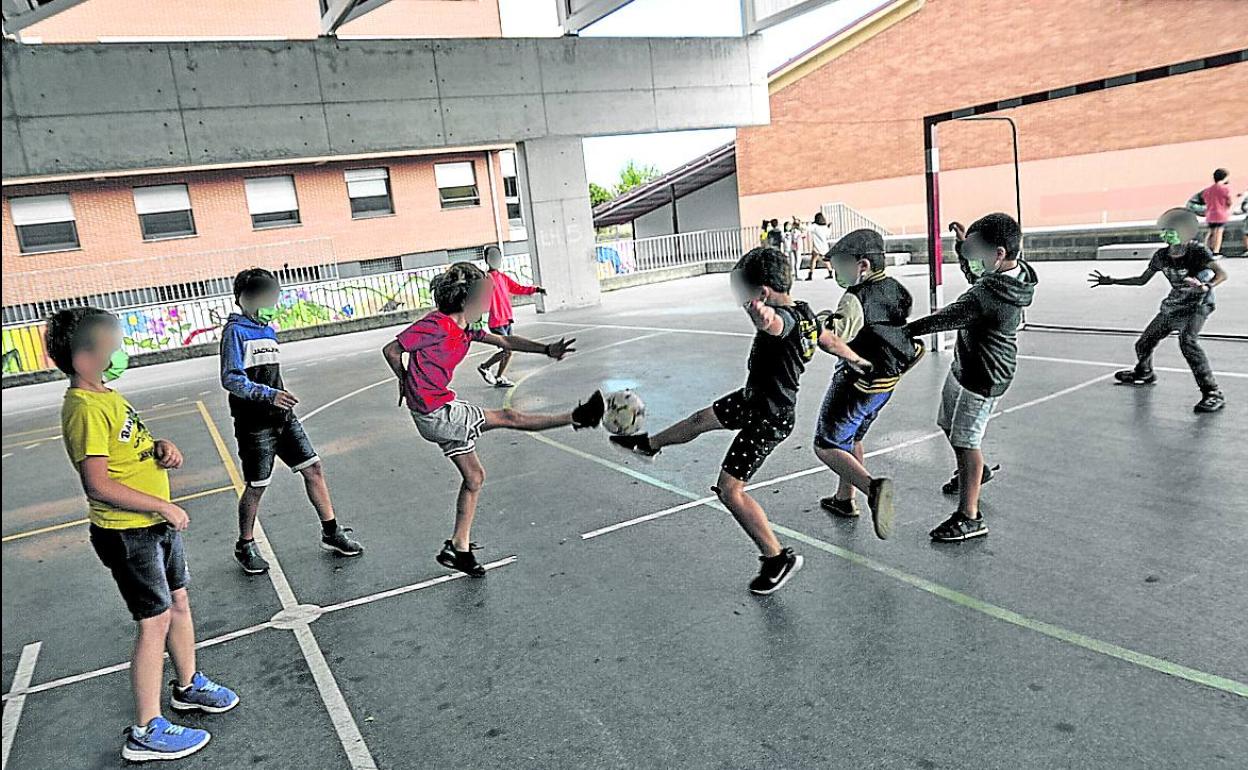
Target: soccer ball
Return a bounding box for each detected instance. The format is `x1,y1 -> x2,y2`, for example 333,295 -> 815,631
602,389 -> 646,435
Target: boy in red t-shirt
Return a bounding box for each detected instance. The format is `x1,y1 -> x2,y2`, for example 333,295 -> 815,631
1201,168 -> 1233,254
477,246 -> 545,388
382,262 -> 604,576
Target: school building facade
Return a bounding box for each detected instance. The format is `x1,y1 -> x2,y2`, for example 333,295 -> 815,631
735,0 -> 1248,234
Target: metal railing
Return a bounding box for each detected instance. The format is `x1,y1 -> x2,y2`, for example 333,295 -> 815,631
819,202 -> 890,240
595,227 -> 745,277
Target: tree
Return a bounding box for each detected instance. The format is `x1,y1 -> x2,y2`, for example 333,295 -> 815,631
589,182 -> 613,208
614,160 -> 660,196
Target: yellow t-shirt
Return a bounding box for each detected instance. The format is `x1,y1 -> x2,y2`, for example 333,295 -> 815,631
61,388 -> 169,529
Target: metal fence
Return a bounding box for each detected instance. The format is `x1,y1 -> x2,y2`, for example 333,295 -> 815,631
595,227 -> 745,277
2,252 -> 533,376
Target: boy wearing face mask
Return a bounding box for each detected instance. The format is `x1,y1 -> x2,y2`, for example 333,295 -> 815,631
51,307 -> 239,761
1088,208 -> 1227,413
907,213 -> 1037,542
812,230 -> 923,539
220,268 -> 363,575
477,245 -> 545,388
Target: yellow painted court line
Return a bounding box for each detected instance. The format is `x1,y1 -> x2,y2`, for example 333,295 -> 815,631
195,400 -> 245,495
1,408 -> 202,450
1,484 -> 237,544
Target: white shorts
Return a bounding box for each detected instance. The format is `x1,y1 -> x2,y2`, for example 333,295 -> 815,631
410,400 -> 486,457
936,371 -> 998,450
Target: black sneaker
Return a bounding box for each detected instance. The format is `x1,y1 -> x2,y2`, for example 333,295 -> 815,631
929,512 -> 988,542
436,540 -> 486,577
571,390 -> 605,430
234,540 -> 269,575
320,526 -> 364,557
820,496 -> 859,518
1114,369 -> 1157,386
1194,390 -> 1225,413
749,548 -> 804,595
867,477 -> 895,540
941,463 -> 1000,496
609,433 -> 659,457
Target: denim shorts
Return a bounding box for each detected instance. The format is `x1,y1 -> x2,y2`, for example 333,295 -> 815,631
90,523 -> 189,621
936,371 -> 998,450
235,416 -> 319,487
411,400 -> 487,457
814,367 -> 893,452
489,323 -> 513,336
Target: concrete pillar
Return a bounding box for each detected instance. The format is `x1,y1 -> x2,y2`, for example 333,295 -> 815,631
516,136 -> 601,312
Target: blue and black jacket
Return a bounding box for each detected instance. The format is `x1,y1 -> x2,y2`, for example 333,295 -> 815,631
220,313 -> 287,426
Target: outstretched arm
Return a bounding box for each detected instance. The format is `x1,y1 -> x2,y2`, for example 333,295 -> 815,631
906,292 -> 981,337
1089,264 -> 1157,287
480,332 -> 576,360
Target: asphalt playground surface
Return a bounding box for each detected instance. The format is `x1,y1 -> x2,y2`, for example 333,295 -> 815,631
3,260 -> 1247,769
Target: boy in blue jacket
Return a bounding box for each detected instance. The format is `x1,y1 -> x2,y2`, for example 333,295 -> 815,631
220,268 -> 363,574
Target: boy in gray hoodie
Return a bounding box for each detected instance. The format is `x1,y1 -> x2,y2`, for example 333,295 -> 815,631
907,213 -> 1037,542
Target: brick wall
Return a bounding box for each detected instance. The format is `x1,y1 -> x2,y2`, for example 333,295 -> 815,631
738,0 -> 1247,225
1,152 -> 515,304
19,0 -> 501,42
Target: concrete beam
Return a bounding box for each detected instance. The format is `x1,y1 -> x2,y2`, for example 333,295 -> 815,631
1,35 -> 768,181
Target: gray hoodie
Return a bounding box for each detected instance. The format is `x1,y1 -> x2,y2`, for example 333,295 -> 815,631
907,261 -> 1038,397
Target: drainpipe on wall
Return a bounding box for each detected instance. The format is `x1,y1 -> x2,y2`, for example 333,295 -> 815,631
484,150 -> 505,250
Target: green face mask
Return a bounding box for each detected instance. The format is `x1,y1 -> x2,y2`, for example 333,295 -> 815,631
1159,229 -> 1182,246
255,306 -> 279,323
103,348 -> 130,382
832,259 -> 863,289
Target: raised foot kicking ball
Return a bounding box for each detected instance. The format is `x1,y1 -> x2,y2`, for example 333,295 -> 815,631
603,389 -> 646,435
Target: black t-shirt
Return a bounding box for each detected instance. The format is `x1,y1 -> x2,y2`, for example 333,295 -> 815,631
767,229 -> 784,249
1148,243 -> 1215,311
743,301 -> 819,412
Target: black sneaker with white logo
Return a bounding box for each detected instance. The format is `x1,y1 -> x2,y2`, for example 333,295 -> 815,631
1194,390 -> 1225,413
571,390 -> 605,430
609,433 -> 659,458
234,540 -> 269,575
748,548 -> 804,595
1114,369 -> 1157,386
321,525 -> 364,557
436,540 -> 487,577
929,512 -> 988,542
941,464 -> 1000,495
820,496 -> 859,518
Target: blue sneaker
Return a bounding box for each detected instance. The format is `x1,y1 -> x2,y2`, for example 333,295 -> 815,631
170,672 -> 240,714
122,716 -> 211,762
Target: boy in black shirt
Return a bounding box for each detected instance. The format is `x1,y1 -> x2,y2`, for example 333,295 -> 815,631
1089,208 -> 1227,413
611,247 -> 819,594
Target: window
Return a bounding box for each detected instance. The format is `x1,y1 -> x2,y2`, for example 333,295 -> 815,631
434,161 -> 479,209
500,151 -> 523,227
133,184 -> 196,240
358,256 -> 403,275
9,194 -> 80,253
345,168 -> 394,218
244,176 -> 300,229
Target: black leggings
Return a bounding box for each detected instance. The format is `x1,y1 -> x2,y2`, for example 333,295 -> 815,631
1134,305 -> 1218,393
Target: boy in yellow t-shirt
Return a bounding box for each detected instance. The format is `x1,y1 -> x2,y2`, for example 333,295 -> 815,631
51,307 -> 239,763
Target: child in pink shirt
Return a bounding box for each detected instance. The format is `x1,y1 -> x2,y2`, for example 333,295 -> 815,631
477,246 -> 544,388
1202,168 -> 1233,254
382,262 -> 603,576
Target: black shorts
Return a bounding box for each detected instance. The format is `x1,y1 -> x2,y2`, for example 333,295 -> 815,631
712,389 -> 795,482
234,416 -> 319,487
1207,222 -> 1226,230
90,523 -> 189,621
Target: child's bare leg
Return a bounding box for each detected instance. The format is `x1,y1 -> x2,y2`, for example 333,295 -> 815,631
955,446 -> 984,517
714,471 -> 783,557
134,610 -> 172,724
482,408 -> 571,432
815,441 -> 871,499
481,348 -> 511,376
1209,226 -> 1224,253
237,485 -> 265,540
166,588 -> 196,689
449,452 -> 486,550
649,406 -> 724,450
298,461 -> 336,523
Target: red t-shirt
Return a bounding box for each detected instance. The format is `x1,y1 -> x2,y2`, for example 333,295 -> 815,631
1202,182 -> 1232,224
396,312 -> 486,413
487,270 -> 538,328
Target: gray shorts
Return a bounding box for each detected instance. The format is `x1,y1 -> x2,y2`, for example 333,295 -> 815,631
936,371 -> 998,449
410,400 -> 486,457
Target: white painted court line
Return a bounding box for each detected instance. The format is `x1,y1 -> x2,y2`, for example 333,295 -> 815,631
292,625 -> 379,770
1,642 -> 41,770
320,556 -> 517,614
1,453 -> 12,460
541,320 -> 752,338
580,370 -> 1116,540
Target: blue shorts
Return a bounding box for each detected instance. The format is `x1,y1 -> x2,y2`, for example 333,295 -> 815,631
489,323 -> 513,336
814,368 -> 893,452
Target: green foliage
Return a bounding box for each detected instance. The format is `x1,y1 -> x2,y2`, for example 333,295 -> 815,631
614,160 -> 660,196
589,182 -> 614,208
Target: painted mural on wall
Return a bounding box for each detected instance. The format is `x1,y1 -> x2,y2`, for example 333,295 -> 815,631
2,255 -> 534,375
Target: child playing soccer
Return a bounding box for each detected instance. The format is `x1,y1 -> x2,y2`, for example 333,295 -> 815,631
811,230 -> 924,540
1088,208 -> 1228,413
906,213 -> 1037,542
220,268 -> 363,575
476,245 -> 545,388
610,247 -> 820,594
50,307 -> 239,762
382,262 -> 604,577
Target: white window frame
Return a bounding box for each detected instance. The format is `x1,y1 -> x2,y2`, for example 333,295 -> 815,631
133,184 -> 196,240
9,193 -> 80,254
434,161 -> 480,209
344,167 -> 394,218
244,175 -> 301,229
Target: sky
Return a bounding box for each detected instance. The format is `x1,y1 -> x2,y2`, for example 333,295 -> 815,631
497,0 -> 889,188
